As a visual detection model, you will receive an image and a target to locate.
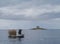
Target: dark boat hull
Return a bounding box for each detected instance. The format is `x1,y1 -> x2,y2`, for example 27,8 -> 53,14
8,34 -> 24,38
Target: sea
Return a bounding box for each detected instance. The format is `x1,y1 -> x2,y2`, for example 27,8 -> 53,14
0,29 -> 60,44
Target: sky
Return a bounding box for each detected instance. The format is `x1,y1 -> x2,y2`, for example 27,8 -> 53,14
0,0 -> 60,29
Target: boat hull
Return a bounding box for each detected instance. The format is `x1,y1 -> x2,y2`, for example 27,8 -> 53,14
8,34 -> 24,38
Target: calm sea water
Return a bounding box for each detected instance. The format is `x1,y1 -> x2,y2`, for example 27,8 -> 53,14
0,29 -> 60,44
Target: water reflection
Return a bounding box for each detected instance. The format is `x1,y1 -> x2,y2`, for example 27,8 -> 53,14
18,38 -> 22,41
8,38 -> 22,44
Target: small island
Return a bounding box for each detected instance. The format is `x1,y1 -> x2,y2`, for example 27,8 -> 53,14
31,26 -> 46,30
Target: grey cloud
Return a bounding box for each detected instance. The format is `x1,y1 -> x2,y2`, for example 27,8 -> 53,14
0,12 -> 60,20
0,15 -> 25,20
0,0 -> 60,20
0,0 -> 60,7
0,14 -> 35,20
0,0 -> 32,7
38,12 -> 60,20
44,0 -> 60,5
33,0 -> 60,5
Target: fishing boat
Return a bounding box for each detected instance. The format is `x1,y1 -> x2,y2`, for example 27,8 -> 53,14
8,29 -> 24,38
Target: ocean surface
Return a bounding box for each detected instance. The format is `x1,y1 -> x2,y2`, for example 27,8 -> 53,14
0,29 -> 60,44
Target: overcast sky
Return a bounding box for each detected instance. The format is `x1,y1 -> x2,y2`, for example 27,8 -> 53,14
0,0 -> 60,29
